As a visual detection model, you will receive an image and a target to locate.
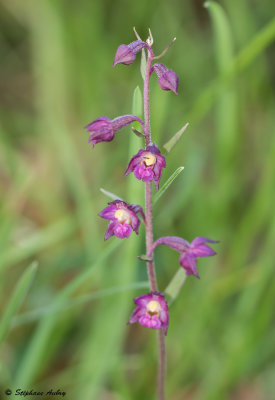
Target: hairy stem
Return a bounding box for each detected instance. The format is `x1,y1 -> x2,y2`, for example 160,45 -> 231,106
143,47 -> 166,400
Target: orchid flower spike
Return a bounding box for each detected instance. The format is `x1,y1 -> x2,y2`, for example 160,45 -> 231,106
124,143 -> 166,189
150,236 -> 218,278
128,292 -> 169,335
84,115 -> 145,147
99,200 -> 145,240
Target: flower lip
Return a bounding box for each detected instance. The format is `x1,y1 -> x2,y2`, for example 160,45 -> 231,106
114,208 -> 131,224
147,300 -> 161,316
142,152 -> 156,166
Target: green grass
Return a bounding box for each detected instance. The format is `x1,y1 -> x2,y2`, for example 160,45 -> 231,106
0,0 -> 274,399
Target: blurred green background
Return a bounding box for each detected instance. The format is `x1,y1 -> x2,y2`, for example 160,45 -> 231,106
0,0 -> 275,399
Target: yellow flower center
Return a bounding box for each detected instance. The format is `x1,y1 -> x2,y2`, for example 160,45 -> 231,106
115,209 -> 131,224
147,300 -> 161,317
143,152 -> 156,167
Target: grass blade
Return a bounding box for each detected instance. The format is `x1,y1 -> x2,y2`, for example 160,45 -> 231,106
0,262 -> 37,346
0,217 -> 76,272
14,240 -> 120,386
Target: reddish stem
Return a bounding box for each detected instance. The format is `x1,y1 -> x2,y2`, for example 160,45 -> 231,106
143,46 -> 166,400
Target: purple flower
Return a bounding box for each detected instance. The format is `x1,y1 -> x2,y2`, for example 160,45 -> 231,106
150,236 -> 218,278
151,63 -> 179,94
84,115 -> 145,147
128,292 -> 169,335
98,200 -> 145,240
124,143 -> 166,189
113,40 -> 147,66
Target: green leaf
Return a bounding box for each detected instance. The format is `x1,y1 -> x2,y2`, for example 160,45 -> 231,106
153,167 -> 184,205
0,261 -> 37,346
140,48 -> 147,80
162,123 -> 189,154
164,267 -> 187,305
132,86 -> 143,131
100,188 -> 123,201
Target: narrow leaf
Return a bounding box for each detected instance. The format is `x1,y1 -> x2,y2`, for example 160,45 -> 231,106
132,86 -> 142,117
165,267 -> 187,305
162,122 -> 189,154
0,261 -> 37,346
153,167 -> 184,205
100,188 -> 123,201
140,48 -> 147,80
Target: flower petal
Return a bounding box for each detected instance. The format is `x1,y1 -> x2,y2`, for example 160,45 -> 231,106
104,221 -> 116,241
152,236 -> 190,253
179,254 -> 199,278
190,244 -> 216,258
114,223 -> 132,238
124,152 -> 143,176
98,205 -> 117,220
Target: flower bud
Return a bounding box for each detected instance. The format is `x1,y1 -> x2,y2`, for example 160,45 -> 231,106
85,115 -> 145,147
113,40 -> 147,66
151,63 -> 179,94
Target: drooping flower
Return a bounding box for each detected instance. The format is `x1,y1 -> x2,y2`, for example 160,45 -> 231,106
128,292 -> 169,335
113,40 -> 148,66
151,63 -> 179,94
150,236 -> 218,278
85,115 -> 145,147
124,143 -> 166,189
98,200 -> 145,240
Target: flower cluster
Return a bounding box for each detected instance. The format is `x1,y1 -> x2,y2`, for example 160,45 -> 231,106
84,32 -> 218,337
